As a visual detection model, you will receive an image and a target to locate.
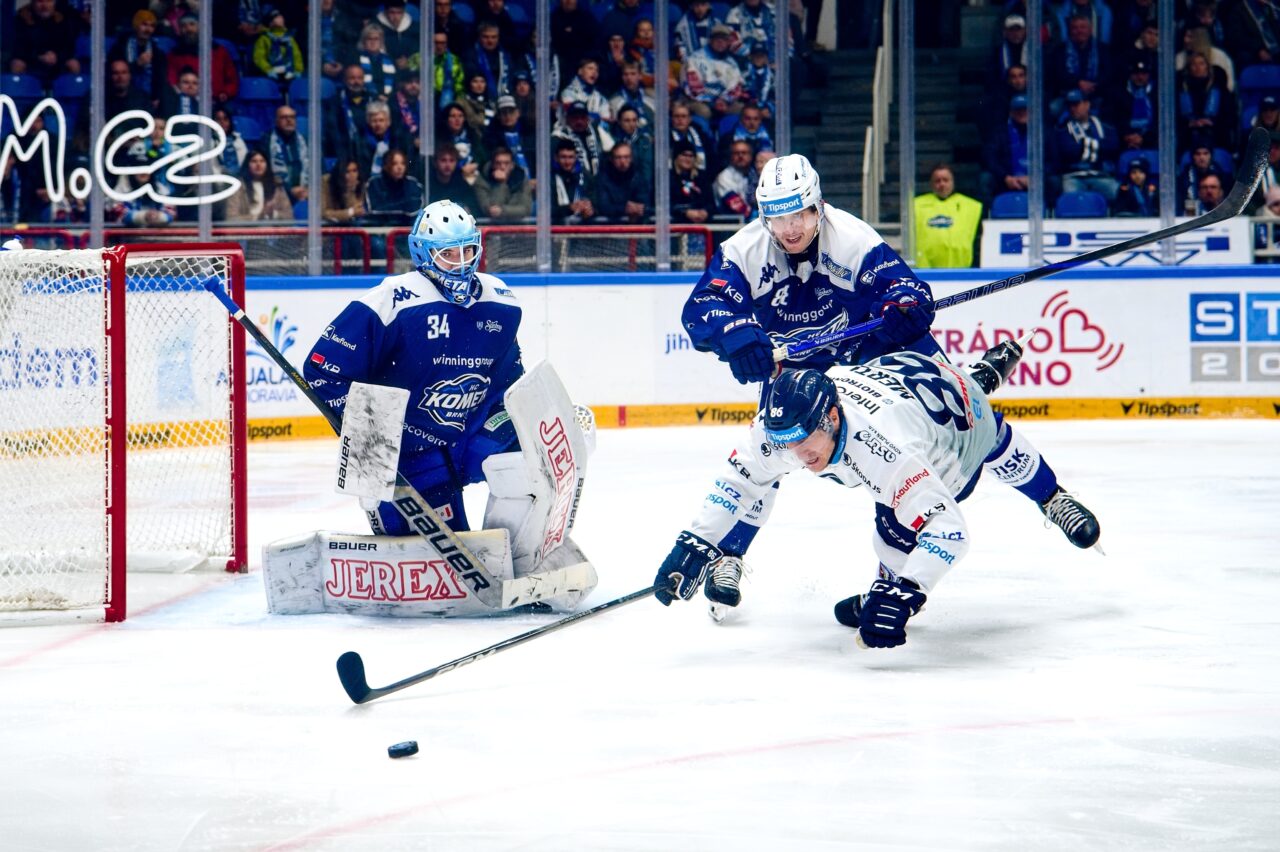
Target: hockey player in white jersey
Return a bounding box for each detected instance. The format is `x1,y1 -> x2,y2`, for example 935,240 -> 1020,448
652,343 -> 1101,648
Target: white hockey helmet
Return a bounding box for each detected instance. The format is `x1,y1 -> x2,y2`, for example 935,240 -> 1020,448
408,200 -> 484,306
755,153 -> 824,250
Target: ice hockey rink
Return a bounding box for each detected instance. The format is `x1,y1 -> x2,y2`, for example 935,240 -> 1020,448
2,419 -> 1278,851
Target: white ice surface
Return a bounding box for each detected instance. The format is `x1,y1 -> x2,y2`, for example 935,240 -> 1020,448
2,421 -> 1279,851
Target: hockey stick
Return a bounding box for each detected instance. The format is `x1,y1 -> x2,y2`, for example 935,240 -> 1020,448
336,583 -> 659,703
776,126 -> 1273,362
204,281 -> 588,612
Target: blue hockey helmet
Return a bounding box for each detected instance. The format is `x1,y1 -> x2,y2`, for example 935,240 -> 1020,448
408,200 -> 483,305
763,369 -> 838,445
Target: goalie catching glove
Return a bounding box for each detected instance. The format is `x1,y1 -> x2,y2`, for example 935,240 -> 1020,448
654,531 -> 723,605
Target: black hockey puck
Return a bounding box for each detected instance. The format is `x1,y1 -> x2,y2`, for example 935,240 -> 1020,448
387,740 -> 419,759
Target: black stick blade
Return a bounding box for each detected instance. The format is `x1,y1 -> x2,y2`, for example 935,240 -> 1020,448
336,651 -> 372,704
1232,126 -> 1271,214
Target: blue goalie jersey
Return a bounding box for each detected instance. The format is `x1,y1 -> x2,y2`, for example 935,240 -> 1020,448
304,269 -> 523,525
682,205 -> 938,372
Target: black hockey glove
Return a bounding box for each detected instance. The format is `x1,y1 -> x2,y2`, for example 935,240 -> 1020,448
857,577 -> 927,649
654,530 -> 723,605
720,324 -> 775,384
874,280 -> 936,347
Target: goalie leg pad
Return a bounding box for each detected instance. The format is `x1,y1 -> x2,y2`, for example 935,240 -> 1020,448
481,451 -> 540,574
263,529 -> 513,617
483,361 -> 591,575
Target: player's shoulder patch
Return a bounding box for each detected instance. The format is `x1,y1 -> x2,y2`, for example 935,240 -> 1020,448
476,272 -> 520,310
819,251 -> 853,281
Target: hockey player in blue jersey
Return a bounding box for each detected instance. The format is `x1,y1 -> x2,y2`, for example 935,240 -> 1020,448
652,343 -> 1102,647
679,155 -> 1100,607
303,200 -> 523,535
682,152 -> 939,387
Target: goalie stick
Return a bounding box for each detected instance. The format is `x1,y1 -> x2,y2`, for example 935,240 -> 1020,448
203,281 -> 589,612
776,126 -> 1273,363
336,584 -> 659,703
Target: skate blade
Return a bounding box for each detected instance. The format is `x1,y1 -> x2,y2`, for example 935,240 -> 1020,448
708,602 -> 735,624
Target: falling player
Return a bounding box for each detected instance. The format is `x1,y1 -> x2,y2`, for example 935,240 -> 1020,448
651,341 -> 1101,647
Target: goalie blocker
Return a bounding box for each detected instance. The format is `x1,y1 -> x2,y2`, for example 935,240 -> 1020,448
263,362 -> 599,615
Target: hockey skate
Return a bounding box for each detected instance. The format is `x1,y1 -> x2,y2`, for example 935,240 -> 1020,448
704,555 -> 746,623
1039,487 -> 1102,550
968,335 -> 1027,394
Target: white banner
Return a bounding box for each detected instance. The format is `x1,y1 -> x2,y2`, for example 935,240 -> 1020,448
929,271 -> 1280,399
980,216 -> 1252,267
242,268 -> 1280,429
241,281 -> 752,426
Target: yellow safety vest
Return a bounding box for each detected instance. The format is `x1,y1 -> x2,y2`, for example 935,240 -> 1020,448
912,192 -> 983,269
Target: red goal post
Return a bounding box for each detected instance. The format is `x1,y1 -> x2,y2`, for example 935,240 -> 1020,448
0,243 -> 248,623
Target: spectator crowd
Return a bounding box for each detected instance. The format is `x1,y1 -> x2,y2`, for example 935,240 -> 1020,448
0,0 -> 825,229
975,0 -> 1280,221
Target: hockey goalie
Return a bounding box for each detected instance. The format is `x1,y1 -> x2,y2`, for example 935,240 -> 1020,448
262,201 -> 598,616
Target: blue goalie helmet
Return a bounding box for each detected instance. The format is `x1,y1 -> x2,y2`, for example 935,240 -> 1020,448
763,369 -> 838,445
408,200 -> 484,305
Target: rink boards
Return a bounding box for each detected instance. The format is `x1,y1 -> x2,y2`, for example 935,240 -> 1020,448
240,265 -> 1280,440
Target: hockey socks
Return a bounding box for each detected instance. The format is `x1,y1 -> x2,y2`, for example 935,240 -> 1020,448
984,415 -> 1102,548
983,414 -> 1058,504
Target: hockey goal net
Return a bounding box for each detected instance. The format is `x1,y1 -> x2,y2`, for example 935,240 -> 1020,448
0,243 -> 247,623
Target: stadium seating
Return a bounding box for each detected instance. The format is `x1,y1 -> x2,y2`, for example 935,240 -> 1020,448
1241,104 -> 1259,134
0,74 -> 44,110
507,4 -> 533,40
990,191 -> 1028,219
51,74 -> 89,135
288,77 -> 336,116
236,76 -> 285,130
1238,63 -> 1280,111
74,34 -> 117,63
235,115 -> 264,143
1054,190 -> 1108,218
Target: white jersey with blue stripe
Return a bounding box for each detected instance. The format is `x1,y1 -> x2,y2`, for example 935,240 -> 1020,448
686,353 -> 998,591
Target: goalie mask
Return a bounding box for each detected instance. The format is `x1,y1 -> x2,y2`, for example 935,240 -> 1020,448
409,201 -> 484,306
756,153 -> 824,254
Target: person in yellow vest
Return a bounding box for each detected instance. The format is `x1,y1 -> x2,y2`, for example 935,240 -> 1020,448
913,163 -> 984,268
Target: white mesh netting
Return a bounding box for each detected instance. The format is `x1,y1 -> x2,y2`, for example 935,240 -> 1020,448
0,248 -> 238,615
